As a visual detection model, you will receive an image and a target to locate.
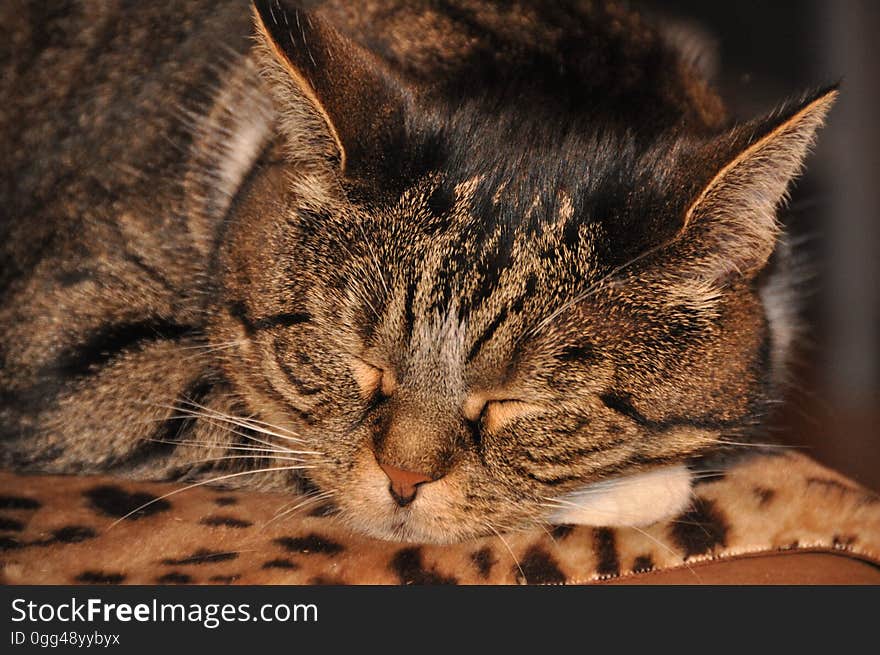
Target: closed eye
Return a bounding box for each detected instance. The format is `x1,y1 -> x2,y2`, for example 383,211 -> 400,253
349,358 -> 397,400
464,396 -> 545,433
482,400 -> 544,432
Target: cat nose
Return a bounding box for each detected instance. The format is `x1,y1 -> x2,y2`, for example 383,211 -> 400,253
378,462 -> 434,507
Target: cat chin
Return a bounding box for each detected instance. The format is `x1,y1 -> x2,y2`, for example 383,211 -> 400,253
547,465 -> 693,528
340,508 -> 485,545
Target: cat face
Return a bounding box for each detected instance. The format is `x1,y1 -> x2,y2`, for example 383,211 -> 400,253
198,1 -> 835,543
211,148 -> 805,542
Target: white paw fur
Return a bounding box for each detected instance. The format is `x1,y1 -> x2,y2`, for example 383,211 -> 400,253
548,465 -> 693,527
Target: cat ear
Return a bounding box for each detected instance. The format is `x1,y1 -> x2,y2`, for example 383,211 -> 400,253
251,0 -> 407,183
675,86 -> 837,286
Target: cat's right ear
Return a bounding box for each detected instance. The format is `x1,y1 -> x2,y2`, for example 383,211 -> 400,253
252,0 -> 407,184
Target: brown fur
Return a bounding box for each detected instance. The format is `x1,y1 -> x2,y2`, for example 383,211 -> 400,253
0,1 -> 837,543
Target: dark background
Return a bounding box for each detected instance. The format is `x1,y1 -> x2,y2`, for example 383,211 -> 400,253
647,0 -> 879,489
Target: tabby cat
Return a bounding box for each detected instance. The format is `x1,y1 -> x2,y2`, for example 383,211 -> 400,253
0,0 -> 835,543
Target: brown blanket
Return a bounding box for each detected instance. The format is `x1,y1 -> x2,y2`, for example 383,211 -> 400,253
2,451 -> 878,584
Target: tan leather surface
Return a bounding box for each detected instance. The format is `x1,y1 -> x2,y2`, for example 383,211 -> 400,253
602,551 -> 880,585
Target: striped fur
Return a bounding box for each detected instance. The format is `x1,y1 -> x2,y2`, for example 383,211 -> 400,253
0,1 -> 834,542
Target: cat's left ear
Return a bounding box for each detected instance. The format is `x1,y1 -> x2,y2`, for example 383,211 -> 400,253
251,0 -> 407,186
675,86 -> 837,285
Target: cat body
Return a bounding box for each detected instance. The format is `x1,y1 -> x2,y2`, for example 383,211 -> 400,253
0,1 -> 834,542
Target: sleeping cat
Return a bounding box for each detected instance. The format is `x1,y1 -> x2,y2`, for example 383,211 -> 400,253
0,0 -> 835,543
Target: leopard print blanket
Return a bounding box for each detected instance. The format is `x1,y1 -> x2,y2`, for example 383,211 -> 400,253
2,452 -> 878,584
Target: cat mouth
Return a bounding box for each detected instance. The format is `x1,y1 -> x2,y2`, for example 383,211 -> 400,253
321,459 -> 487,544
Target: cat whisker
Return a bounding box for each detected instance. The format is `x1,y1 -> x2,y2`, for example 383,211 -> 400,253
715,439 -> 803,450
133,413 -> 281,451
178,454 -> 311,467
354,219 -> 391,297
175,398 -> 308,444
540,495 -> 668,522
332,239 -> 384,320
484,521 -> 526,584
106,465 -> 318,530
147,406 -> 317,454
540,500 -> 571,510
539,501 -> 701,531
158,406 -> 303,452
687,473 -> 729,482
270,490 -> 335,518
144,437 -> 299,455
542,496 -> 630,514
621,523 -> 702,584
540,496 -> 702,583
536,470 -> 691,498
179,341 -> 244,361
261,490 -> 337,531
175,340 -> 242,351
535,521 -> 561,549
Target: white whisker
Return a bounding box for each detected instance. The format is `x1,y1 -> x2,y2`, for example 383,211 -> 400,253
541,496 -> 702,583
262,490 -> 336,531
716,439 -> 801,449
176,399 -> 307,443
354,219 -> 391,297
536,521 -> 560,549
625,523 -> 702,584
144,437 -> 297,455
179,454 -> 310,467
152,408 -> 307,453
150,413 -> 321,455
145,401 -> 313,454
106,465 -> 317,530
180,342 -> 243,361
175,340 -> 242,351
485,522 -> 526,584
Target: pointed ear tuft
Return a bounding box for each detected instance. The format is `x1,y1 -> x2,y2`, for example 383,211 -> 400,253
679,85 -> 837,284
251,0 -> 407,185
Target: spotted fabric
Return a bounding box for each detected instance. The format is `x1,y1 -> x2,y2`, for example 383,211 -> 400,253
1,452 -> 878,584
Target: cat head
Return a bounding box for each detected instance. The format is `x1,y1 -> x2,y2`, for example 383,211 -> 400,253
209,0 -> 835,542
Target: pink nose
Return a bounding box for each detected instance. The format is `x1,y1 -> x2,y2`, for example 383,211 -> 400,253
378,462 -> 433,506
